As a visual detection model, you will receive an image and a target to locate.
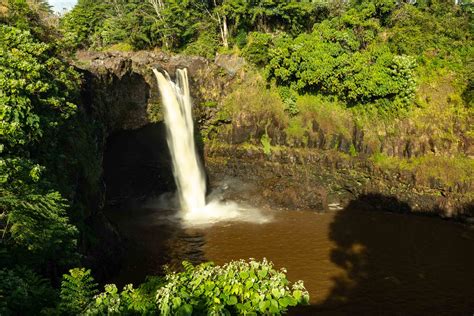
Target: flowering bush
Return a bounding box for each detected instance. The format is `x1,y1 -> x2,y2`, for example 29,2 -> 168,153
59,259 -> 308,315
156,259 -> 309,315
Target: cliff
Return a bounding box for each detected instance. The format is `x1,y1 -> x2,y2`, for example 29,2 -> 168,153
75,51 -> 473,221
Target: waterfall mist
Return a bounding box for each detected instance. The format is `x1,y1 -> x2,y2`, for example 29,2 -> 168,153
153,68 -> 268,226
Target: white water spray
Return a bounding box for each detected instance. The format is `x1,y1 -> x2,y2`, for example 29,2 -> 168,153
153,68 -> 268,226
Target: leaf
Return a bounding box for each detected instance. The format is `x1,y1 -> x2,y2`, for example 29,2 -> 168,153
258,268 -> 268,279
287,297 -> 298,306
172,297 -> 182,308
278,297 -> 290,307
239,271 -> 249,280
228,295 -> 238,305
177,304 -> 193,316
271,288 -> 281,298
293,290 -> 302,301
245,280 -> 254,289
259,300 -> 270,312
269,299 -> 279,313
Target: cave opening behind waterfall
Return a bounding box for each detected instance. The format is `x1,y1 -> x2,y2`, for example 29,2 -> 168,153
103,122 -> 208,208
103,123 -> 176,207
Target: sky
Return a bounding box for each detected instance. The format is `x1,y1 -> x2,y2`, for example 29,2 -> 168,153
48,0 -> 77,12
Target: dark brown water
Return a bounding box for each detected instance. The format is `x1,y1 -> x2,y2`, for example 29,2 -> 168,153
106,206 -> 474,315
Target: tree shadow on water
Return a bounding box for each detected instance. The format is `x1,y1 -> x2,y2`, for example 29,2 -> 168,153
291,194 -> 474,315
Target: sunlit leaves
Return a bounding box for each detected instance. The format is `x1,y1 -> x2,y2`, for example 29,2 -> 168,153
265,13 -> 417,109
156,258 -> 309,315
59,268 -> 99,315
0,26 -> 80,151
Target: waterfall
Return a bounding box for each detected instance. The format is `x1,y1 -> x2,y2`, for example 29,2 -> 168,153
153,68 -> 268,226
153,68 -> 206,213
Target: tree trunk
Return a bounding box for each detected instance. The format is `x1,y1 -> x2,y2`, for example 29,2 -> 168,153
213,0 -> 228,48
147,0 -> 169,49
222,15 -> 229,48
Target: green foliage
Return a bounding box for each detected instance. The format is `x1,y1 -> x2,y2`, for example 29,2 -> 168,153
266,14 -> 417,110
0,25 -> 79,151
0,11 -> 99,314
349,144 -> 358,157
278,86 -> 299,116
371,153 -> 474,188
261,133 -> 272,155
58,0 -> 331,51
58,269 -> 164,315
285,116 -> 308,147
59,268 -> 98,315
216,72 -> 288,145
0,267 -> 57,315
84,281 -> 161,315
1,0 -> 472,314
386,0 -> 473,97
242,32 -> 273,66
1,186 -> 78,262
60,0 -> 208,51
156,259 -> 309,315
1,0 -> 56,42
0,25 -> 80,267
295,94 -> 353,140
59,0 -> 111,49
59,260 -> 309,315
183,26 -> 219,59
85,284 -> 128,315
103,42 -> 135,52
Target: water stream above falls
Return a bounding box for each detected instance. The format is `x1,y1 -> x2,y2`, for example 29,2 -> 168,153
105,203 -> 474,315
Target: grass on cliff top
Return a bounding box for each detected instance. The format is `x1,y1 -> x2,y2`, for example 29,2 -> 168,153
371,153 -> 474,188
217,69 -> 472,158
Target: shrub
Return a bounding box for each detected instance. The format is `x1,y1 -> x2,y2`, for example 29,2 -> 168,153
156,259 -> 309,315
59,268 -> 98,315
278,86 -> 299,116
266,29 -> 417,109
242,32 -> 273,66
184,28 -> 219,59
58,260 -> 308,315
59,270 -> 163,315
0,267 -> 56,315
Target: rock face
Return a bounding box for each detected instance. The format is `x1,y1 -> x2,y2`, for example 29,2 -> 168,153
76,50 -> 232,133
205,144 -> 473,220
77,51 -> 473,221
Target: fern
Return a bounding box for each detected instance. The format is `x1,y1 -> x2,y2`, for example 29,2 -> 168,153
59,268 -> 98,315
0,267 -> 56,315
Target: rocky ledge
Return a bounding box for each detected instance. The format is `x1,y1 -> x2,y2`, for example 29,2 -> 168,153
75,50 -> 236,133
205,143 -> 474,221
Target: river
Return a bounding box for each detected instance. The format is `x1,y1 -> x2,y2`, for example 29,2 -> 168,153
105,203 -> 474,315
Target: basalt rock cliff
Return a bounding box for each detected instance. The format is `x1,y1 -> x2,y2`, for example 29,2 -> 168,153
75,51 -> 473,221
